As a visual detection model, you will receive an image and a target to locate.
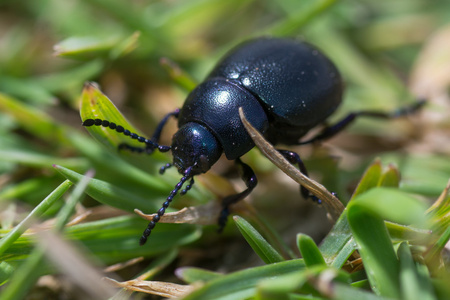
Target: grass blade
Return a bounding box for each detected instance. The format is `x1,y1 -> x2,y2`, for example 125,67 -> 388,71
182,259 -> 305,300
398,242 -> 437,300
297,234 -> 326,267
0,171 -> 93,300
234,216 -> 284,264
0,180 -> 73,256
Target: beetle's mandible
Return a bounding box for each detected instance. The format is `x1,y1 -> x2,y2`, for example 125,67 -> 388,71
83,37 -> 424,245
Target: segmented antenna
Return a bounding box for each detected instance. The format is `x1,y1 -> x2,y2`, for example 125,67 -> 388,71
139,166 -> 193,245
82,119 -> 171,152
83,118 -> 197,245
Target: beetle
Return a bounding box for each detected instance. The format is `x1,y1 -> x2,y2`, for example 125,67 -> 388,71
83,37 -> 424,245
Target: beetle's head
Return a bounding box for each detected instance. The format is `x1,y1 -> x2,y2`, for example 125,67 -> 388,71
171,122 -> 222,176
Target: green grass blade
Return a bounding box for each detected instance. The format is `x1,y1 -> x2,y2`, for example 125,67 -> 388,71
319,161 -> 404,269
182,259 -> 305,300
55,170 -> 94,229
0,170 -> 92,300
0,76 -> 55,105
333,283 -> 396,300
79,82 -> 167,170
256,271 -> 309,300
0,180 -> 73,256
53,164 -> 163,213
65,218 -> 201,262
350,187 -> 427,226
319,210 -> 357,269
256,265 -> 350,299
386,222 -> 430,242
297,234 -> 326,267
79,82 -> 145,151
351,159 -> 382,200
378,164 -> 401,188
54,33 -> 139,61
0,148 -> 88,170
35,60 -> 104,96
0,246 -> 48,300
345,186 -> 426,298
65,132 -> 176,195
159,57 -> 198,92
176,267 -> 223,284
347,206 -> 400,298
0,262 -> 14,285
267,0 -> 337,37
0,92 -> 70,146
2,216 -> 201,264
398,242 -> 437,300
234,216 -> 284,264
347,187 -> 427,297
424,225 -> 450,274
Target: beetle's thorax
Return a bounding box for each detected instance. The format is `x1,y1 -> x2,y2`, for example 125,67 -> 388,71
177,79 -> 269,160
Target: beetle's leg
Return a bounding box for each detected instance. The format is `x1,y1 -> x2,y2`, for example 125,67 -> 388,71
118,143 -> 148,153
150,108 -> 181,143
218,158 -> 257,232
159,163 -> 173,174
181,178 -> 195,195
118,108 -> 180,153
277,149 -> 320,203
300,99 -> 426,145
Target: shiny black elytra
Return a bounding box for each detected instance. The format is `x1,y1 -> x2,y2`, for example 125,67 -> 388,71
83,37 -> 424,245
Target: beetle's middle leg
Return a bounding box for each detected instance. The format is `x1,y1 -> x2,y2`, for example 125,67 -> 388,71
299,99 -> 425,145
217,158 -> 257,232
277,149 -> 320,203
118,108 -> 180,154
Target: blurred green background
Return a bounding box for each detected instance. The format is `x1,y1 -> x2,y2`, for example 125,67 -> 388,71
0,0 -> 449,298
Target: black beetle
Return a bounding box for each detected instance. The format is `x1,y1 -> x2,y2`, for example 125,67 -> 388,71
83,37 -> 424,245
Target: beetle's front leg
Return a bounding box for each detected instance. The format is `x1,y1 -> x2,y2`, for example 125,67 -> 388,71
218,158 -> 257,232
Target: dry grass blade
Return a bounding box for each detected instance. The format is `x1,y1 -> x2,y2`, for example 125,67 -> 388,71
238,107 -> 345,221
37,230 -> 117,299
134,201 -> 221,225
103,257 -> 144,273
426,178 -> 450,214
105,277 -> 194,298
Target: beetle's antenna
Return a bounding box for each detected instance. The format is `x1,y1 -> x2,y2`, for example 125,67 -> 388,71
82,119 -> 171,153
139,166 -> 193,246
